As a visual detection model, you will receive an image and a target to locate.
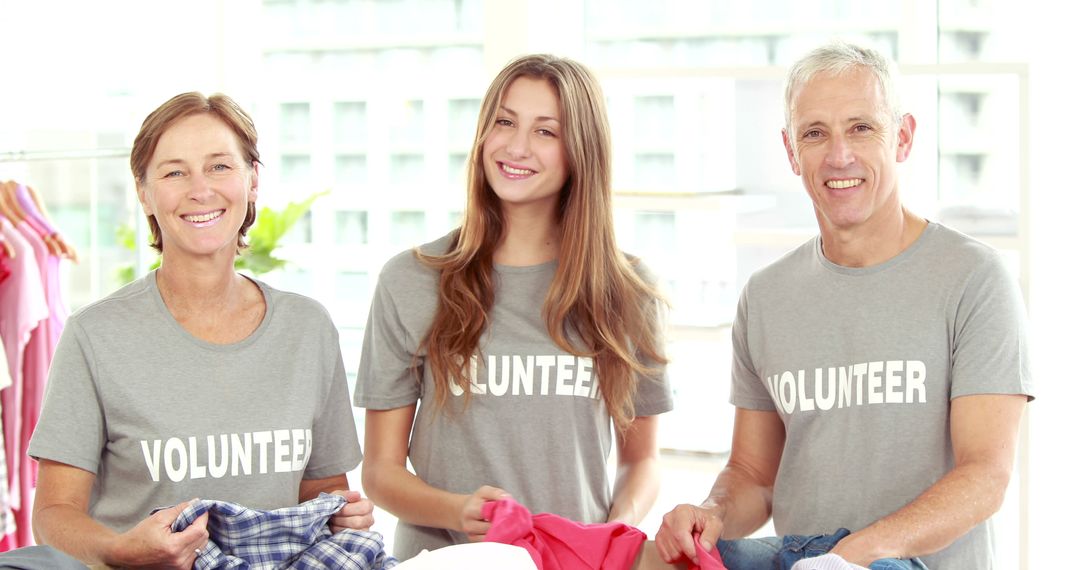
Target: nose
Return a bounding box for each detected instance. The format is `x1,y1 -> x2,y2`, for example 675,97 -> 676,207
505,127 -> 531,159
825,136 -> 855,168
186,172 -> 213,202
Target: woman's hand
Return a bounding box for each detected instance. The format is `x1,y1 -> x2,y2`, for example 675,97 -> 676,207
109,500 -> 209,569
458,485 -> 511,542
328,490 -> 376,532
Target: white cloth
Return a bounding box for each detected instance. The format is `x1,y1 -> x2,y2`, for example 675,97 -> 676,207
393,543 -> 536,569
791,553 -> 870,570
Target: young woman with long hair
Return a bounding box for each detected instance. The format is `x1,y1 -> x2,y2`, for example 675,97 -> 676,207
357,54 -> 673,559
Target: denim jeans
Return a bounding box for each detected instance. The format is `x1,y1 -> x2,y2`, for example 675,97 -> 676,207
716,528 -> 929,570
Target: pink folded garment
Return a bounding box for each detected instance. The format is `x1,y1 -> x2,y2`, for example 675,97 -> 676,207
482,498 -> 646,569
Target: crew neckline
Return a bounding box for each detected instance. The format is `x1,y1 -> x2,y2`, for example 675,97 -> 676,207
814,221 -> 938,276
493,258 -> 558,274
147,270 -> 273,351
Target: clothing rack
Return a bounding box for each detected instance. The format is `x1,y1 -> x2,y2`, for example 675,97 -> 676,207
0,148 -> 130,163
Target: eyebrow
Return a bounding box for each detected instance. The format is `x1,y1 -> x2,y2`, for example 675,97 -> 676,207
498,105 -> 560,123
153,152 -> 238,171
797,116 -> 880,131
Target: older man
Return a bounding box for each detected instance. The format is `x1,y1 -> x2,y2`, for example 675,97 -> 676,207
654,41 -> 1032,570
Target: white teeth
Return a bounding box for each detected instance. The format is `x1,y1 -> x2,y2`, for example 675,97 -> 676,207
184,210 -> 224,223
501,163 -> 534,176
826,179 -> 862,189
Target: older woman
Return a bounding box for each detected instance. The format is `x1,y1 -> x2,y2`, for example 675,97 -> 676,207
27,93 -> 371,569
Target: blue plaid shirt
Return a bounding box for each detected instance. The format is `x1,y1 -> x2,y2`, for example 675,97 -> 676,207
168,493 -> 398,570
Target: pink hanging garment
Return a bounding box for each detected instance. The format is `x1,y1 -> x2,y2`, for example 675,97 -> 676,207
12,186 -> 67,346
0,218 -> 47,548
482,498 -> 646,570
11,222 -> 52,547
0,350 -> 14,551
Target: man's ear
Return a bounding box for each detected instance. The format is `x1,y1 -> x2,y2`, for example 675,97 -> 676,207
782,128 -> 801,176
896,113 -> 916,163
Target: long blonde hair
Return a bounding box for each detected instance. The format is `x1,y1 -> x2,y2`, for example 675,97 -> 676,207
418,54 -> 666,433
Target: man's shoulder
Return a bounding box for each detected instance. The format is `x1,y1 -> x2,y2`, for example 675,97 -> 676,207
745,236 -> 820,288
923,222 -> 1003,262
913,223 -> 1013,285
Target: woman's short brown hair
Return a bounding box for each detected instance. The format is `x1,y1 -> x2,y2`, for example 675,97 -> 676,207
129,92 -> 260,253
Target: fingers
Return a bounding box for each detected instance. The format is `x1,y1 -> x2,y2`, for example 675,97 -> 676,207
474,485 -> 510,501
175,512 -> 210,545
698,515 -> 723,553
655,504 -> 718,564
458,485 -> 510,541
330,513 -> 375,533
330,497 -> 376,532
330,489 -> 363,503
463,519 -> 492,542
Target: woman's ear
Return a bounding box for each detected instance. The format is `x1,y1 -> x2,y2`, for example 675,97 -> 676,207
136,182 -> 154,216
248,162 -> 260,203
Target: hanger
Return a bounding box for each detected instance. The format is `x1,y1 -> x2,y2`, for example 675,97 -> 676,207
1,181 -> 79,262
14,183 -> 64,259
27,183 -> 78,261
0,181 -> 24,221
0,183 -> 12,257
25,184 -> 79,262
0,181 -> 26,222
0,232 -> 12,259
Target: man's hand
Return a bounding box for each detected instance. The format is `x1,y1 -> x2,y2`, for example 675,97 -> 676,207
654,503 -> 724,565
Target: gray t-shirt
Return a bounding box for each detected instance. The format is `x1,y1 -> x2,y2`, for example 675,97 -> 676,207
730,222 -> 1033,570
28,272 -> 362,532
355,233 -> 674,559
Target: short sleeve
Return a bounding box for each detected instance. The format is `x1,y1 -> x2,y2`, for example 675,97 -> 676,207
28,320 -> 107,473
353,264 -> 424,410
729,281 -> 777,411
626,259 -> 674,416
950,252 -> 1033,400
305,319 -> 364,479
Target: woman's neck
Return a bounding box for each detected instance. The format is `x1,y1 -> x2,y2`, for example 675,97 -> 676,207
493,204 -> 560,266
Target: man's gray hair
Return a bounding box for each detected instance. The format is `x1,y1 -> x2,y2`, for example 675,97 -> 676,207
784,41 -> 902,136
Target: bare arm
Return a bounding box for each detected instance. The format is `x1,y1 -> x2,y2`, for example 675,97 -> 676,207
33,459 -> 208,568
362,405 -> 508,540
654,408 -> 785,564
608,415 -> 662,525
299,473 -> 351,501
832,393 -> 1027,565
300,473 -> 375,532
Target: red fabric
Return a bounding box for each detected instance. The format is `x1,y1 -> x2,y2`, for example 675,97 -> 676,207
482,498 -> 646,570
688,534 -> 727,570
